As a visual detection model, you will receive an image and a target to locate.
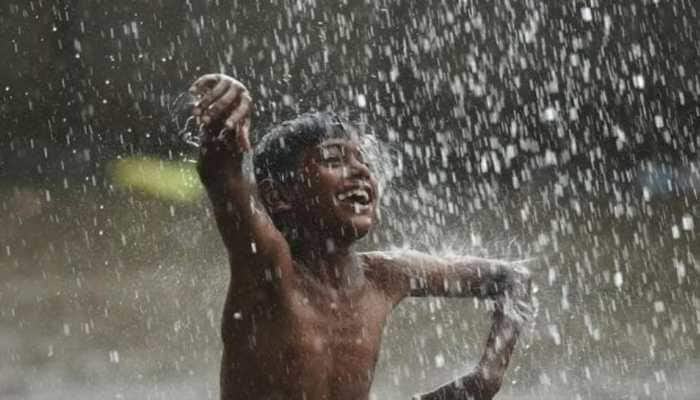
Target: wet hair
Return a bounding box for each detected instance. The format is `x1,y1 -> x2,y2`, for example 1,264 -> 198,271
253,111 -> 359,184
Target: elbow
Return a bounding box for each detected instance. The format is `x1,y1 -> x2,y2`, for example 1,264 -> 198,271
460,369 -> 503,400
479,374 -> 503,399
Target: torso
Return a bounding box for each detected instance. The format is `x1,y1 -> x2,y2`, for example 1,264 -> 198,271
220,253 -> 399,400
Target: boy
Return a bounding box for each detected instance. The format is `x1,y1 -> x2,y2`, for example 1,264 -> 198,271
190,74 -> 532,400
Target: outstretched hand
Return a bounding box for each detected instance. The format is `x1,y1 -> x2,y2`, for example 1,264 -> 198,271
411,263 -> 535,400
189,74 -> 252,152
498,265 -> 535,328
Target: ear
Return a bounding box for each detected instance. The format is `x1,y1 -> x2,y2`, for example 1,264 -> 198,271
258,179 -> 293,214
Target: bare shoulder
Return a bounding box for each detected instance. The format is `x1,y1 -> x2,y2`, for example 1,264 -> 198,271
359,249 -> 434,302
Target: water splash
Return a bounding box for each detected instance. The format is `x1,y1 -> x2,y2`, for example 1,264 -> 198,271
169,91 -> 202,148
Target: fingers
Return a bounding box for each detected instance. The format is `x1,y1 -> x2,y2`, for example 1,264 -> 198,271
237,118 -> 251,152
189,74 -> 253,152
189,73 -> 221,95
204,83 -> 239,123
190,74 -> 249,124
193,79 -> 231,121
220,92 -> 252,151
224,92 -> 252,130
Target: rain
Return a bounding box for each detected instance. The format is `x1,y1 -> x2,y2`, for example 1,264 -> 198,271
1,0 -> 699,399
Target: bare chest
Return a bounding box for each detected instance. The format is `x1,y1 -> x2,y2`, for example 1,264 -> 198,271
221,256 -> 397,399
222,283 -> 393,399
285,285 -> 392,364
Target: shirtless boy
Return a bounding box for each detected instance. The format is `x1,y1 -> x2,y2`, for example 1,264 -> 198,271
190,74 -> 532,400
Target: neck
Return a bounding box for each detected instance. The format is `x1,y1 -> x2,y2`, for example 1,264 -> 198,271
291,231 -> 365,289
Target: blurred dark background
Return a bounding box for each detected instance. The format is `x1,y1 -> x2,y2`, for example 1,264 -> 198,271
1,1 -> 699,399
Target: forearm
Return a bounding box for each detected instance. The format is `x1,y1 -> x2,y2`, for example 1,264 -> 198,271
478,309 -> 519,383
436,258 -> 512,299
415,310 -> 519,400
413,373 -> 491,400
197,145 -> 276,256
199,144 -> 250,212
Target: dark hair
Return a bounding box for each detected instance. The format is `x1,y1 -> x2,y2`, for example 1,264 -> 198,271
253,112 -> 359,184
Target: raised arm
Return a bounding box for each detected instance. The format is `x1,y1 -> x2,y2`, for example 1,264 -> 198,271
366,250 -> 532,400
190,74 -> 289,271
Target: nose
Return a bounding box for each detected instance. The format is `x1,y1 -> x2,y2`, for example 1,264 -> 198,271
346,156 -> 371,180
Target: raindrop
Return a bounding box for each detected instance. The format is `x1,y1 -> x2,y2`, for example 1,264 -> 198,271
356,94 -> 367,108
654,115 -> 665,128
674,259 -> 686,282
580,7 -> 593,22
434,353 -> 445,368
613,272 -> 623,288
633,74 -> 645,89
543,107 -> 557,122
681,214 -> 694,231
547,324 -> 561,345
671,224 -> 680,239
653,301 -> 665,313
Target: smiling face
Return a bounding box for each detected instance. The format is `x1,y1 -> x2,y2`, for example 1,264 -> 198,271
290,138 -> 379,244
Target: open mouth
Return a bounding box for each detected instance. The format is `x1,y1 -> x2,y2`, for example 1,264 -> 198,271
335,187 -> 372,211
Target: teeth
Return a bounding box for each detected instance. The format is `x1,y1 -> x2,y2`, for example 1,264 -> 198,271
337,188 -> 369,202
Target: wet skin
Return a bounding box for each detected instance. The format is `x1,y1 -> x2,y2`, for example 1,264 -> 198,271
219,254 -> 397,400
191,74 -> 532,400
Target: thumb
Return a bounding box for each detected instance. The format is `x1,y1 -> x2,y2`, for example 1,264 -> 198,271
237,119 -> 251,152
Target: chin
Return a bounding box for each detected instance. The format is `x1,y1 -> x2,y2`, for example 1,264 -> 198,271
346,214 -> 375,239
326,201 -> 377,241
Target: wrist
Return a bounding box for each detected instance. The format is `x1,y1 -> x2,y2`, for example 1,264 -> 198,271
197,144 -> 245,183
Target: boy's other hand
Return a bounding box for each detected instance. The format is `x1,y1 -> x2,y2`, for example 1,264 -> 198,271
189,74 -> 252,152
499,265 -> 535,327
